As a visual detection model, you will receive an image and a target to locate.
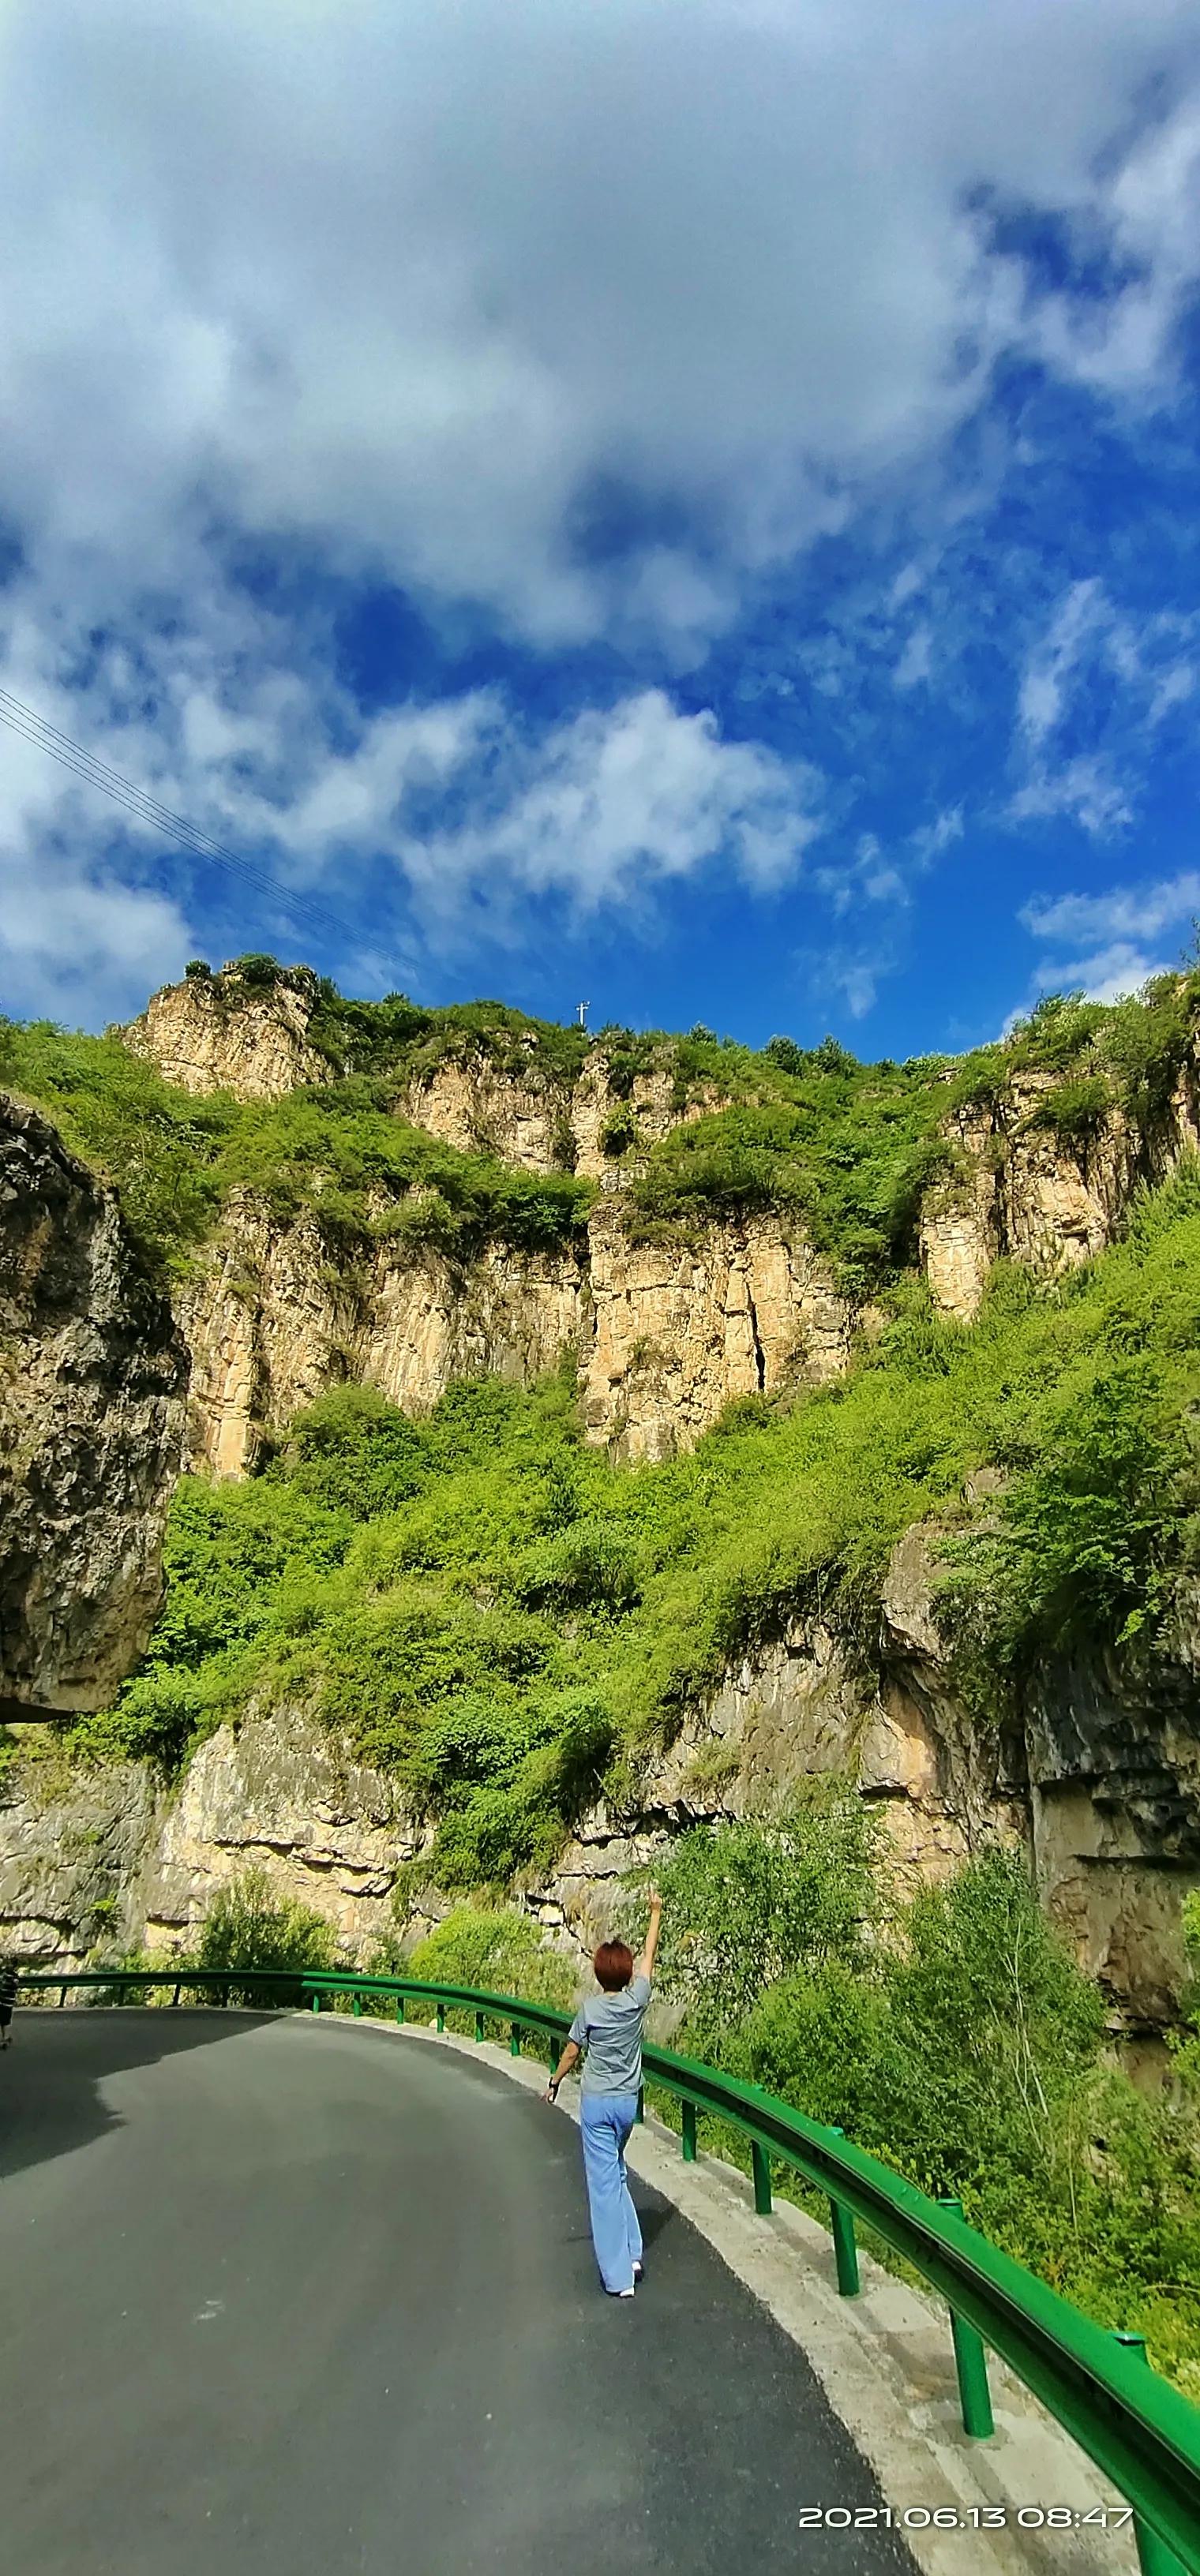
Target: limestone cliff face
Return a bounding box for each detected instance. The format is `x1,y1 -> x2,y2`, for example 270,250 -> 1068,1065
6,1523 -> 1194,2031
921,1048 -> 1200,1320
398,1049 -> 722,1178
121,967 -> 333,1099
123,970 -> 1200,1471
536,1530 -> 1200,2031
123,969 -> 722,1174
581,1202 -> 849,1463
0,1096 -> 188,1715
181,1193 -> 853,1475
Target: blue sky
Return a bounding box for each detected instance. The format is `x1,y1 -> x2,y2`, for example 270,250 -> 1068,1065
3,2 -> 1200,1058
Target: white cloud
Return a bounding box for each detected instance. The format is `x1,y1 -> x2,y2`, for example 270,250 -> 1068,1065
1010,754 -> 1135,837
1010,580 -> 1198,834
1021,871 -> 1200,949
358,691 -> 825,925
2,2 -> 1200,656
1041,940 -> 1168,1003
1017,866 -> 1200,1005
812,948 -> 887,1021
0,575 -> 826,1009
2,3 -> 1200,1006
0,843 -> 193,1024
1022,89 -> 1200,396
910,806 -> 965,864
894,624 -> 934,691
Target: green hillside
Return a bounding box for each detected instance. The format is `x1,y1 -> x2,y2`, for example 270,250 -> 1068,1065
58,1152 -> 1200,1893
3,956 -> 1198,1290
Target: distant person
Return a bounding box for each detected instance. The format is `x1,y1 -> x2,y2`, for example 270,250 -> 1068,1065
545,1889 -> 662,2299
0,1953 -> 17,2049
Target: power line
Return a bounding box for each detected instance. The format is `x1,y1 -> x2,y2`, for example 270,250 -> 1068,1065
0,684 -> 367,957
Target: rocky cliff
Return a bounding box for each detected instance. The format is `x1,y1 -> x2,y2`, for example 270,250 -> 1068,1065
3,968 -> 1199,2034
919,1045 -> 1200,1320
181,1193 -> 852,1476
122,967 -> 335,1100
0,1095 -> 188,1717
119,968 -> 1200,1471
5,1520 -> 1194,2035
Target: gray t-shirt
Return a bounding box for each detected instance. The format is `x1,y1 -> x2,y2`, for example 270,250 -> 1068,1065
569,1974 -> 651,2096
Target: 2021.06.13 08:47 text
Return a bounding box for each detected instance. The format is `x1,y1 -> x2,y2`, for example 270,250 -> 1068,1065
798,2507 -> 1133,2531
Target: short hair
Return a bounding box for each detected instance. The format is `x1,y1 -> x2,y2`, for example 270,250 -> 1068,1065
593,1939 -> 634,1992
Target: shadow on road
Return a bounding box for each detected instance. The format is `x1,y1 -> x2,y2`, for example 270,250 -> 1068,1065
0,2007 -> 282,2185
636,2199 -> 677,2256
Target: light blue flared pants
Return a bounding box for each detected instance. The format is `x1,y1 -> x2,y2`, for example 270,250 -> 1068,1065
579,2091 -> 643,2294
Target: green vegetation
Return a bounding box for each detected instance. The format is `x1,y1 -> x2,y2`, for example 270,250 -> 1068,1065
0,1016 -> 591,1275
360,1901 -> 577,2034
10,956 -> 1200,2384
5,956 -> 1198,1289
188,1866 -> 338,2005
62,1155 -> 1200,1901
643,1819 -> 1200,2391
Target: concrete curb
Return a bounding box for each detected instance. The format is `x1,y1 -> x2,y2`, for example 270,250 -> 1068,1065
306,2009 -> 1142,2576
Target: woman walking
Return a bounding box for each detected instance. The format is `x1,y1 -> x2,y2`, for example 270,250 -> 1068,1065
545,1890 -> 662,2298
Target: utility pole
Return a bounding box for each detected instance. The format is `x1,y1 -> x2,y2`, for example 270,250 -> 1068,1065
576,1001 -> 590,1029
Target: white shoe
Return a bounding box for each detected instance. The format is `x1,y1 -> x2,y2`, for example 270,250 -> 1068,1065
617,2287 -> 635,2299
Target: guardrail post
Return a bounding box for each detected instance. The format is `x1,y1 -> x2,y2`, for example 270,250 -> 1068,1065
510,2023 -> 521,2057
437,2002 -> 445,2034
681,2100 -> 698,2163
1113,2337 -> 1189,2576
474,2010 -> 486,2043
395,1996 -> 405,2025
825,2132 -> 861,2296
939,2200 -> 994,2439
171,1981 -> 181,2008
311,1988 -> 321,2013
636,2084 -> 645,2125
58,1982 -> 67,2008
752,2140 -> 773,2215
352,1994 -> 362,2017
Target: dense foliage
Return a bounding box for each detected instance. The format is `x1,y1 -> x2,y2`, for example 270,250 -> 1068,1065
59,1154 -> 1200,1903
186,1866 -> 338,2005
0,1017 -> 591,1274
646,1826 -> 1200,2391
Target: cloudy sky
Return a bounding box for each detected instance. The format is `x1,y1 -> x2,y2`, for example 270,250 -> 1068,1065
4,0 -> 1200,1052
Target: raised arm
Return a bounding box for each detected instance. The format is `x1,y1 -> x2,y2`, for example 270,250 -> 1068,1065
637,1888 -> 662,1985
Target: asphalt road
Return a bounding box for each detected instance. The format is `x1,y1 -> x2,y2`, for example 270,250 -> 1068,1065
0,2009 -> 916,2576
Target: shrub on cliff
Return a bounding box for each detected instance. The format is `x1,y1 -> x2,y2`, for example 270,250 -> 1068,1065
660,1833 -> 1200,2388
188,1866 -> 338,2005
643,1783 -> 883,2046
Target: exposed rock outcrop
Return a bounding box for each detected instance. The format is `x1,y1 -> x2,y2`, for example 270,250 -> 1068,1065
0,1095 -> 188,1715
121,968 -> 1200,1458
398,1048 -> 722,1178
139,1702 -> 424,1953
921,1048 -> 1200,1320
543,1531 -> 1200,2029
180,1193 -> 853,1475
121,966 -> 333,1100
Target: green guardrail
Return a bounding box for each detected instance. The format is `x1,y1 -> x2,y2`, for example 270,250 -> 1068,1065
22,1964 -> 1200,2576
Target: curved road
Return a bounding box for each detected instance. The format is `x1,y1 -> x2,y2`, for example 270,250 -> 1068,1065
1,2010 -> 914,2575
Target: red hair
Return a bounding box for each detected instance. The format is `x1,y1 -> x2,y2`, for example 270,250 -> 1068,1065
593,1939 -> 634,1992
